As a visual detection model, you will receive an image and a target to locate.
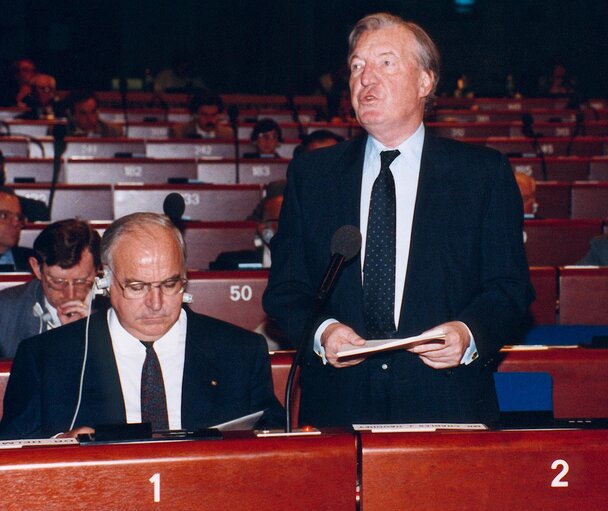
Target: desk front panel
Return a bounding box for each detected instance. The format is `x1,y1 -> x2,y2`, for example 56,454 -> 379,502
360,429 -> 608,511
0,433 -> 355,510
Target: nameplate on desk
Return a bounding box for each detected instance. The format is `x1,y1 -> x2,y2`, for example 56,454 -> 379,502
0,438 -> 79,449
352,423 -> 488,433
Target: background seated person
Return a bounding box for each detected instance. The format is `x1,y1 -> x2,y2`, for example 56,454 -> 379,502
16,73 -> 60,120
0,219 -> 102,358
170,91 -> 233,139
0,58 -> 36,107
0,188 -> 33,272
293,129 -> 344,158
577,235 -> 608,266
64,90 -> 122,137
514,171 -> 538,218
243,118 -> 283,158
0,212 -> 283,439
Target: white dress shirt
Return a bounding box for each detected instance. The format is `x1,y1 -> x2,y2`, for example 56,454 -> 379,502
315,124 -> 477,363
109,308 -> 187,430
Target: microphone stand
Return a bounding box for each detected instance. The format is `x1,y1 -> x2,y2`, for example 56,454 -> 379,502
286,92 -> 305,140
48,125 -> 67,216
522,115 -> 547,181
119,77 -> 129,137
228,106 -> 240,183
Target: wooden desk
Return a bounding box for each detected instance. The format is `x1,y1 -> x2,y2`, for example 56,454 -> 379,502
360,429 -> 608,510
498,347 -> 608,418
0,432 -> 356,510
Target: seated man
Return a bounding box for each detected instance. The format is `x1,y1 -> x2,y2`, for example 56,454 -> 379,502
0,212 -> 283,439
577,235 -> 608,266
514,171 -> 538,218
64,90 -> 123,137
0,219 -> 102,357
16,73 -> 60,120
0,188 -> 33,272
170,91 -> 233,139
243,118 -> 283,158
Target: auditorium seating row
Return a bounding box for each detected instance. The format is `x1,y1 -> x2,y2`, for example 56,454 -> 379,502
0,136 -> 301,160
6,156 -> 608,188
5,157 -> 290,185
18,222 -> 260,270
7,180 -> 608,225
1,266 -> 606,336
4,116 -> 607,141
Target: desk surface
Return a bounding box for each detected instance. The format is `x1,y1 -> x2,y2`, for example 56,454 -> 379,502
0,431 -> 356,511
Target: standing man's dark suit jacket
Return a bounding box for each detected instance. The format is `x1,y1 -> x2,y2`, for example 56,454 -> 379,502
0,308 -> 284,439
263,133 -> 534,427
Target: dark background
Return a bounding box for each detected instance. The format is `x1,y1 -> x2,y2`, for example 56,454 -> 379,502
1,0 -> 606,98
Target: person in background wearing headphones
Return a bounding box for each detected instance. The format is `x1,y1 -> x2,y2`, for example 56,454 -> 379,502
0,219 -> 101,358
0,212 -> 283,439
243,118 -> 283,158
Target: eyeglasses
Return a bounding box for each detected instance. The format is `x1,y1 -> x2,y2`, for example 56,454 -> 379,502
112,274 -> 187,300
0,210 -> 27,225
43,274 -> 95,292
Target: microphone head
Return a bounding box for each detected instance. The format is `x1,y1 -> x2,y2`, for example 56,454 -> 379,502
227,105 -> 239,123
163,192 -> 186,221
52,123 -> 67,142
330,225 -> 361,262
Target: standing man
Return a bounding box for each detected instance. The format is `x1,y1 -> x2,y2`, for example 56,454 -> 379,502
0,188 -> 33,272
0,213 -> 282,439
0,219 -> 101,358
263,13 -> 533,427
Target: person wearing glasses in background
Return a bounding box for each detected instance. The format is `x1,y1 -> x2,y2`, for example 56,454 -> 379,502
0,188 -> 34,272
16,73 -> 61,120
0,212 -> 283,439
0,219 -> 102,358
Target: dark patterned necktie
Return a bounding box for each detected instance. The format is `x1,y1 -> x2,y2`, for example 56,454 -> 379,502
363,149 -> 400,339
141,341 -> 169,431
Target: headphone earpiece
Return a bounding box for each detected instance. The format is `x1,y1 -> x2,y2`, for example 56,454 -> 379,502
93,269 -> 111,295
32,303 -> 52,323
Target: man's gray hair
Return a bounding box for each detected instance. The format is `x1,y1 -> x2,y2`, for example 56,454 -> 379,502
101,212 -> 187,270
348,12 -> 441,110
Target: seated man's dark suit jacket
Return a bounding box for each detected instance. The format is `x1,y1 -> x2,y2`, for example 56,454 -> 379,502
1,246 -> 34,272
263,132 -> 534,427
0,307 -> 284,439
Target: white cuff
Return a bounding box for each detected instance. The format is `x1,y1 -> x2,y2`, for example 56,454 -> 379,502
313,319 -> 339,365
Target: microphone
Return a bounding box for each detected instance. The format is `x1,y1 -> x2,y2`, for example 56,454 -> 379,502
286,91 -> 305,140
227,105 -> 241,183
521,114 -> 547,180
163,192 -> 186,231
119,77 -> 130,137
283,225 -> 361,433
48,124 -> 67,216
566,111 -> 585,156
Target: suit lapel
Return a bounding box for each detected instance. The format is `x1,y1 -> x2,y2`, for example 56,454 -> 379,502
397,134 -> 449,333
181,311 -> 224,429
78,313 -> 127,425
333,135 -> 367,318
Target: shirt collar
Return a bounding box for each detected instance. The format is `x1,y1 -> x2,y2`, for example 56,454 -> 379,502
108,307 -> 187,354
365,123 -> 425,172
